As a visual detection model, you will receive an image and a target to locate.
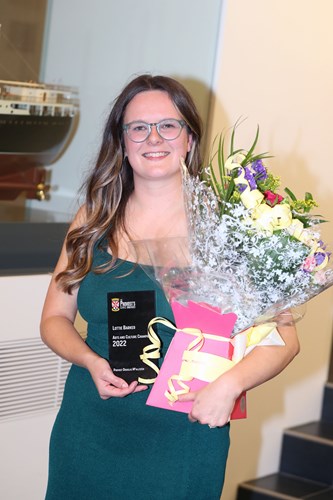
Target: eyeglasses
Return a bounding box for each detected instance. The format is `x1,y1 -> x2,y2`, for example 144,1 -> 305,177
123,118 -> 187,143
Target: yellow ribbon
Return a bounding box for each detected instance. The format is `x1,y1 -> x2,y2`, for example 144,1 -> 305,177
308,248 -> 329,271
243,322 -> 278,346
137,316 -> 163,384
225,152 -> 247,171
286,219 -> 329,271
141,317 -> 278,402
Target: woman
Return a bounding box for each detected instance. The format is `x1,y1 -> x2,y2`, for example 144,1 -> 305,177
41,74 -> 299,499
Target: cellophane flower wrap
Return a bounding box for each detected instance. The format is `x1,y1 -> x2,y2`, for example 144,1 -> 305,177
178,125 -> 333,333
134,125 -> 333,335
132,125 -> 333,418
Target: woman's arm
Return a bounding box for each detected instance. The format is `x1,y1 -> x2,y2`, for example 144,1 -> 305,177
178,321 -> 300,427
40,207 -> 147,398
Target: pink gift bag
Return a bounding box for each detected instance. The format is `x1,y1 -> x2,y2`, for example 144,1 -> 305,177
146,301 -> 247,420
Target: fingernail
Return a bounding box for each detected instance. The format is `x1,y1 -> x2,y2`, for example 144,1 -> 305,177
121,383 -> 128,388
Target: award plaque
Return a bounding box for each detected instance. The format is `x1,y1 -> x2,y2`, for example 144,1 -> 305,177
107,290 -> 156,383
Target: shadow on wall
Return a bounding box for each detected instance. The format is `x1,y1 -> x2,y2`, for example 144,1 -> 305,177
223,289 -> 333,499
203,93 -> 333,499
170,75 -> 213,157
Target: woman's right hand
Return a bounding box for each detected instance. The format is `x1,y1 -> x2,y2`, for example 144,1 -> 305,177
87,356 -> 148,399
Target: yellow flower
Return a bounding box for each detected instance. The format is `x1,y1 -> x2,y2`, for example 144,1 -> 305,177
240,188 -> 264,210
251,203 -> 293,235
286,219 -> 305,240
251,204 -> 275,235
287,220 -> 319,249
225,152 -> 246,172
271,204 -> 293,230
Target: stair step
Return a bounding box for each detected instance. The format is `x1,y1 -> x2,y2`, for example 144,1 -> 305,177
280,421 -> 333,485
237,472 -> 333,500
285,421 -> 333,442
322,383 -> 333,423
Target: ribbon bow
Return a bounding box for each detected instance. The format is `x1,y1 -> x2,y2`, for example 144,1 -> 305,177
140,317 -> 282,403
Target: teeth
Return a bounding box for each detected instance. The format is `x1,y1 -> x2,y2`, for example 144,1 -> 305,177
143,152 -> 168,158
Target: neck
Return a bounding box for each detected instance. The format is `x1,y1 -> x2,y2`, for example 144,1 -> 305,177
125,172 -> 188,241
130,172 -> 184,212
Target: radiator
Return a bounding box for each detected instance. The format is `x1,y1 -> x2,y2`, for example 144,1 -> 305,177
0,274 -> 72,500
0,337 -> 70,422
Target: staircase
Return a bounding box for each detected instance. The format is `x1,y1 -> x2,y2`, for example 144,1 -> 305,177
236,339 -> 333,500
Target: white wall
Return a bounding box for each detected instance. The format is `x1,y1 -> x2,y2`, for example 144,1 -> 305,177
209,1 -> 333,499
20,1 -> 333,499
30,0 -> 222,216
0,275 -> 55,500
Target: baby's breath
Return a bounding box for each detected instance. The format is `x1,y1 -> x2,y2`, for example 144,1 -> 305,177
178,127 -> 333,333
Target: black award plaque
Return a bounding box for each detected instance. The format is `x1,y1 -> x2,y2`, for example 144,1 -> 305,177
107,290 -> 157,383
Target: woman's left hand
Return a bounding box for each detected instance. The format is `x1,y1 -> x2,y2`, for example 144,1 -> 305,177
177,321 -> 300,428
178,375 -> 238,428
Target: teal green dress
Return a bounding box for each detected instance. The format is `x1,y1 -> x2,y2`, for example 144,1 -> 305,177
46,243 -> 230,500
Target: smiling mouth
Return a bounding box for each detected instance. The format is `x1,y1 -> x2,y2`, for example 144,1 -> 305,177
143,152 -> 169,158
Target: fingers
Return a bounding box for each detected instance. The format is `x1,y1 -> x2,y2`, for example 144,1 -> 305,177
178,389 -> 231,427
177,392 -> 197,422
177,391 -> 199,422
177,391 -> 202,423
108,373 -> 129,390
177,391 -> 195,402
89,357 -> 148,399
133,383 -> 148,393
104,380 -> 136,398
189,413 -> 230,428
99,380 -> 148,399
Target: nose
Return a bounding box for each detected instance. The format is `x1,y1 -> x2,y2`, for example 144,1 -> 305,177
147,124 -> 163,143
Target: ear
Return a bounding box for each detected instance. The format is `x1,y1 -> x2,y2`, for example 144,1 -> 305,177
187,133 -> 193,153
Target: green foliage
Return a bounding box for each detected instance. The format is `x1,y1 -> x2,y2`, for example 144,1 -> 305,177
206,123 -> 325,227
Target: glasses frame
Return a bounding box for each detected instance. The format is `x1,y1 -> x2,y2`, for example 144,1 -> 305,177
123,118 -> 187,143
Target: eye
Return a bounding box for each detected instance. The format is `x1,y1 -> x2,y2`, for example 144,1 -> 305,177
160,119 -> 179,131
130,122 -> 149,132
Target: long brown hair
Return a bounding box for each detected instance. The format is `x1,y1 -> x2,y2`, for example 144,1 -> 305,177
56,74 -> 203,293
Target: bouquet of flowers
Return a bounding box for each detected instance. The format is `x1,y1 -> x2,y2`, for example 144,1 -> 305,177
133,125 -> 333,416
177,125 -> 333,332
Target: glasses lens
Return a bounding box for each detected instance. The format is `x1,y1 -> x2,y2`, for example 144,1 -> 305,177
126,122 -> 150,142
125,119 -> 184,142
158,119 -> 183,140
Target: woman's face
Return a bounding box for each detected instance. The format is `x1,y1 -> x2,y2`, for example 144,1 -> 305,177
123,90 -> 192,183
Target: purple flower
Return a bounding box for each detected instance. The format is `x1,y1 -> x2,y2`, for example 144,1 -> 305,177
314,252 -> 326,266
244,166 -> 257,190
236,160 -> 267,193
237,183 -> 247,193
324,250 -> 332,260
251,159 -> 267,182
